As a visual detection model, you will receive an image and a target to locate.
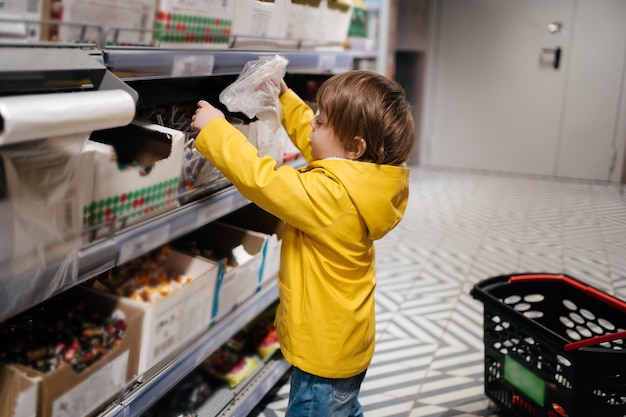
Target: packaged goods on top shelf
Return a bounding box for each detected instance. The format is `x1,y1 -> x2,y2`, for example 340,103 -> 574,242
230,0 -> 286,50
46,0 -> 157,45
154,0 -> 234,49
0,0 -> 47,42
89,246 -> 219,375
0,286 -> 143,417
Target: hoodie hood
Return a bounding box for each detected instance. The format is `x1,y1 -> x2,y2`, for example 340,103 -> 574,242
311,159 -> 410,240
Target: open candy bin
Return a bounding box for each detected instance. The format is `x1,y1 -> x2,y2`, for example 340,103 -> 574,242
470,273 -> 626,417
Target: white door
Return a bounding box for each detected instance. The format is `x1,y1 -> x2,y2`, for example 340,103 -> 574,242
420,0 -> 626,181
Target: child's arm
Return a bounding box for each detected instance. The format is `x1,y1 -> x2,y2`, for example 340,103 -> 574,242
279,87 -> 314,162
191,100 -> 307,223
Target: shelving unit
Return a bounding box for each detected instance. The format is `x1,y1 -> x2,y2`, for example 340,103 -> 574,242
0,39 -> 356,417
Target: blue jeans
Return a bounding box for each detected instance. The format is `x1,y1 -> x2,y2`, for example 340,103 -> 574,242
286,367 -> 367,417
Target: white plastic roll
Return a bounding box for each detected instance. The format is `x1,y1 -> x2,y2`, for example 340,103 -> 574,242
0,89 -> 136,145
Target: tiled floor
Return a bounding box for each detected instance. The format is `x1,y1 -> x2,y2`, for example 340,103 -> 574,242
251,166 -> 626,417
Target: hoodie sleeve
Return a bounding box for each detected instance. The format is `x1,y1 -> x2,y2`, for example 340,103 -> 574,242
194,118 -> 341,234
280,89 -> 314,163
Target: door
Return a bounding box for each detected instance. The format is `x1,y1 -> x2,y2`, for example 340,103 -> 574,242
421,0 -> 626,181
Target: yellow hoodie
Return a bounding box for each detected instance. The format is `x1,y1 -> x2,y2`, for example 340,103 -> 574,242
195,89 -> 410,378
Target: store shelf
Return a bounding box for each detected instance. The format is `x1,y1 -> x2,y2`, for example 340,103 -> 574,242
97,278 -> 280,417
104,48 -> 355,80
0,44 -> 355,88
0,46 -> 137,100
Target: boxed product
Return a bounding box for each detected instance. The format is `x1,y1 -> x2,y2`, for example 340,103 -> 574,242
172,222 -> 266,325
154,0 -> 234,49
0,0 -> 47,42
230,0 -> 286,49
50,0 -> 157,45
91,247 -> 219,375
0,366 -> 39,417
316,0 -> 353,49
220,204 -> 284,284
277,0 -> 322,50
84,123 -> 184,239
0,286 -> 143,417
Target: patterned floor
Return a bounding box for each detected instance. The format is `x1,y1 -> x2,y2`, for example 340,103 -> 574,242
250,166 -> 626,417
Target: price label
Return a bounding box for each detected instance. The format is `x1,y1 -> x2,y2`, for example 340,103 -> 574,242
196,194 -> 238,227
118,224 -> 171,264
318,54 -> 337,71
172,54 -> 215,77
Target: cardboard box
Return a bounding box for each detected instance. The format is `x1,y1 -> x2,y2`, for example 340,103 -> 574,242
173,222 -> 266,325
278,0 -> 321,50
155,0 -> 234,49
84,123 -> 183,239
0,287 -> 143,417
230,0 -> 286,49
0,0 -> 47,42
95,250 -> 219,375
0,366 -> 39,417
53,0 -> 157,45
316,0 -> 353,49
220,204 -> 283,284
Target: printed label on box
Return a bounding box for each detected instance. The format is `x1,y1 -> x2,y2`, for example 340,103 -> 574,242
155,0 -> 234,46
151,304 -> 184,363
12,383 -> 37,417
51,351 -> 128,417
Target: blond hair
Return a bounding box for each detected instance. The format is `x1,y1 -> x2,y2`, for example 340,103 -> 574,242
316,71 -> 416,165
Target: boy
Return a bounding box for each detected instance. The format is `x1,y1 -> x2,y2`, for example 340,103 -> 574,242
191,70 -> 416,417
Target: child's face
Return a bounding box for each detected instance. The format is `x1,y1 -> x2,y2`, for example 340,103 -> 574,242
309,110 -> 349,160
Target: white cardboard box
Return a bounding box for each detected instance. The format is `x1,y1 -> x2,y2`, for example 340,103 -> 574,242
84,123 -> 183,239
155,0 -> 234,49
220,204 -> 284,285
230,0 -> 286,49
0,0 -> 46,42
102,250 -> 219,375
56,0 -> 157,45
174,222 -> 266,324
278,0 -> 321,50
316,0 -> 353,49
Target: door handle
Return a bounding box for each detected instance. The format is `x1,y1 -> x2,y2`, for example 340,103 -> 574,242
541,47 -> 562,70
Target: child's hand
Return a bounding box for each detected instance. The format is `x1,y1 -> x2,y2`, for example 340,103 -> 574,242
190,100 -> 225,131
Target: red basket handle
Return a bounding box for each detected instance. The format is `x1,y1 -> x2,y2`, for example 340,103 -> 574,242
509,274 -> 626,314
564,330 -> 626,351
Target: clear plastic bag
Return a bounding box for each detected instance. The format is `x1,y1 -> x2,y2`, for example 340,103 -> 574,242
219,55 -> 289,132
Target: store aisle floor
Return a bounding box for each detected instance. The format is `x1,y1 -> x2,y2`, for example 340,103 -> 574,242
250,166 -> 626,417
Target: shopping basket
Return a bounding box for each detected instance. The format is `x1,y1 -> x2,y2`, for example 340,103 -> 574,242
470,273 -> 626,417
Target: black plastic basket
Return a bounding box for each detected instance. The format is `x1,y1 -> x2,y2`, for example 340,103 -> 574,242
470,273 -> 626,417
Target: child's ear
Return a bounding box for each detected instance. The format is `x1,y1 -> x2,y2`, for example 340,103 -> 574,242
347,136 -> 367,160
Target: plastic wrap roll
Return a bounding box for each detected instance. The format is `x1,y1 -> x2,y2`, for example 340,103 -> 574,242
0,89 -> 136,145
0,88 -> 136,322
